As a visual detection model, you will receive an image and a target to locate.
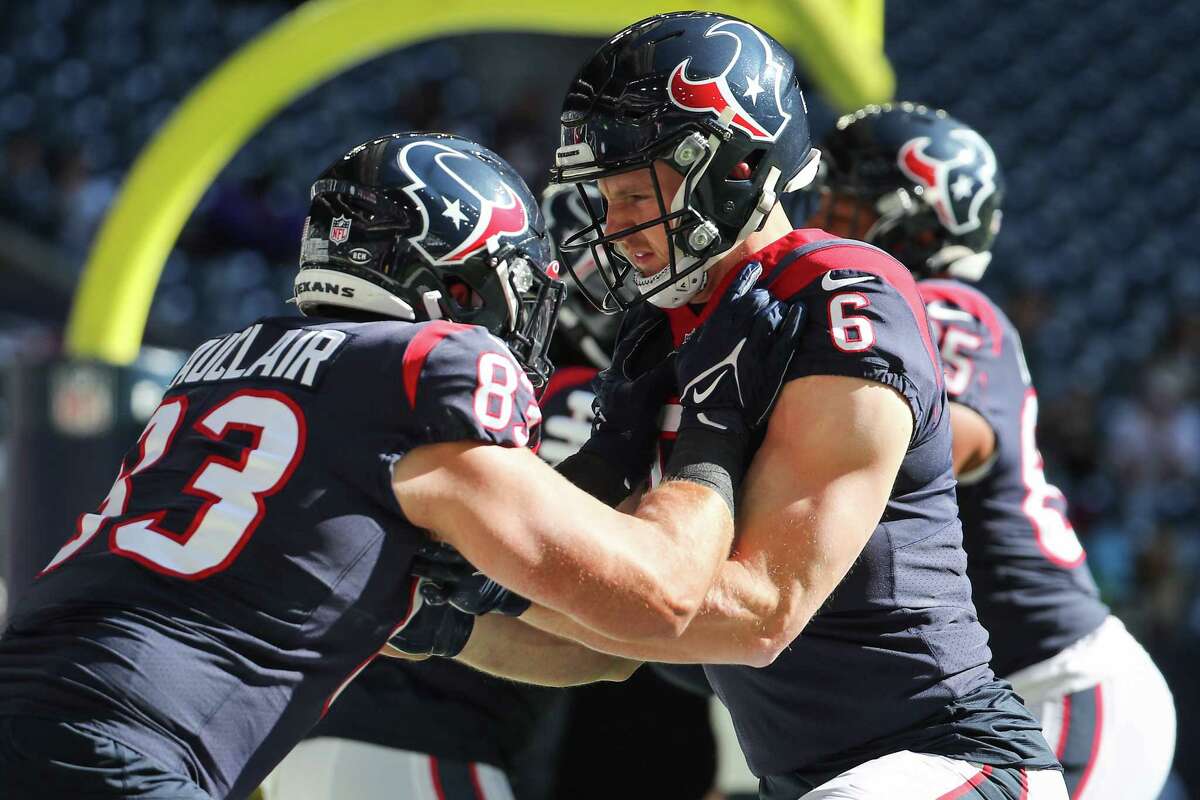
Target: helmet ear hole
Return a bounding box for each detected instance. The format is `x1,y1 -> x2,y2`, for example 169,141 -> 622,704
443,277 -> 483,310
726,150 -> 763,182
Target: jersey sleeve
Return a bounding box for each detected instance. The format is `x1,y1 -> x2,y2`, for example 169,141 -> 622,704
337,320 -> 542,524
918,279 -> 1011,434
768,242 -> 946,438
401,321 -> 542,452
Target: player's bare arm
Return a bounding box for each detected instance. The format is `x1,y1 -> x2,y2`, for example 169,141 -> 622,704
948,401 -> 996,475
521,374 -> 913,667
393,264 -> 802,644
392,444 -> 731,640
458,615 -> 640,687
381,614 -> 640,687
377,562 -> 648,685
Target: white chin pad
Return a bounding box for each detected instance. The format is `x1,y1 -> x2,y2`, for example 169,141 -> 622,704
783,148 -> 822,193
943,250 -> 992,282
641,262 -> 709,308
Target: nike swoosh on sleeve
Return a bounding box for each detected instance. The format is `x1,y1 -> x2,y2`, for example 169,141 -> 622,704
820,272 -> 875,291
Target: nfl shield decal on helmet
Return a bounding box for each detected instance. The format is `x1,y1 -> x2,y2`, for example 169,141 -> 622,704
398,139 -> 530,266
329,215 -> 352,244
898,128 -> 998,235
667,19 -> 792,142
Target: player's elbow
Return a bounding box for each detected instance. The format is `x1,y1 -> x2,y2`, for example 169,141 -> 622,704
533,656 -> 640,687
602,658 -> 642,683
611,567 -> 707,640
752,608 -> 811,667
753,632 -> 795,668
620,591 -> 698,640
732,637 -> 782,668
722,630 -> 792,668
670,583 -> 709,632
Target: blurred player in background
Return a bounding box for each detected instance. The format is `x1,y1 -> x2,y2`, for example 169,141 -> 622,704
536,183 -> 617,470
0,131 -> 800,800
812,101 -> 1177,799
402,13 -> 1069,800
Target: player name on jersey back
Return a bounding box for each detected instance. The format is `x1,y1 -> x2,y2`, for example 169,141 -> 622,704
168,322 -> 349,390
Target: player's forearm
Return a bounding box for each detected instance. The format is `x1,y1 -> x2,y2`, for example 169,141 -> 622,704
522,557 -> 784,667
453,614 -> 641,687
626,478 -> 734,616
397,443 -> 731,642
486,478 -> 732,643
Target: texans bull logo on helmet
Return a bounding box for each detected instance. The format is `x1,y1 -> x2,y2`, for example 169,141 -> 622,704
898,128 -> 998,235
398,139 -> 530,265
668,19 -> 792,142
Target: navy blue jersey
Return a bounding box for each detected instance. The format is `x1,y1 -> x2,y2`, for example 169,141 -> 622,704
919,279 -> 1108,676
308,365 -> 596,769
630,230 -> 1055,785
0,316 -> 541,799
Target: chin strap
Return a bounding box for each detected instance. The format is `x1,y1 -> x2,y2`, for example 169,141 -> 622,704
643,147 -> 824,309
639,128 -> 725,309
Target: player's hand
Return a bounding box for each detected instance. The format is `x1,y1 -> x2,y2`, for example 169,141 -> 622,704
411,541 -> 532,617
386,577 -> 475,658
675,261 -> 805,435
582,312 -> 677,480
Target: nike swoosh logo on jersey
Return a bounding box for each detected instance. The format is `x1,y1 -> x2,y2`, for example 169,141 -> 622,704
925,302 -> 976,324
692,370 -> 727,403
696,412 -> 728,431
821,272 -> 875,291
681,338 -> 747,407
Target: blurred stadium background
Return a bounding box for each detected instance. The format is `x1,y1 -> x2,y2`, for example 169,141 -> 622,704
0,0 -> 1196,796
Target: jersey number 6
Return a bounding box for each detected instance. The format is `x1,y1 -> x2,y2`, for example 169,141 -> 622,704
829,293 -> 876,353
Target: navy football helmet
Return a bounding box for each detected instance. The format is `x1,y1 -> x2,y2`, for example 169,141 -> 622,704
550,12 -> 820,311
540,183 -> 619,368
295,133 -> 565,386
818,103 -> 1004,281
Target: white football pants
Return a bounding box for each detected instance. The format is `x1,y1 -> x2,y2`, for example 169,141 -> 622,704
1006,615 -> 1176,800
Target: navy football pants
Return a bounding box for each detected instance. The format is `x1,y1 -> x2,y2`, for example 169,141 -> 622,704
0,715 -> 212,799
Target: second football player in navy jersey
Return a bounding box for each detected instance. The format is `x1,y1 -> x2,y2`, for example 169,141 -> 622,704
0,312 -> 541,800
0,133 -> 802,800
816,102 -> 1176,800
263,188 -> 615,800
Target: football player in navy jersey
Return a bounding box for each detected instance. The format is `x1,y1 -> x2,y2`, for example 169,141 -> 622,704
261,187 -> 614,800
398,13 -> 1070,800
813,102 -> 1177,800
0,132 -> 803,800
